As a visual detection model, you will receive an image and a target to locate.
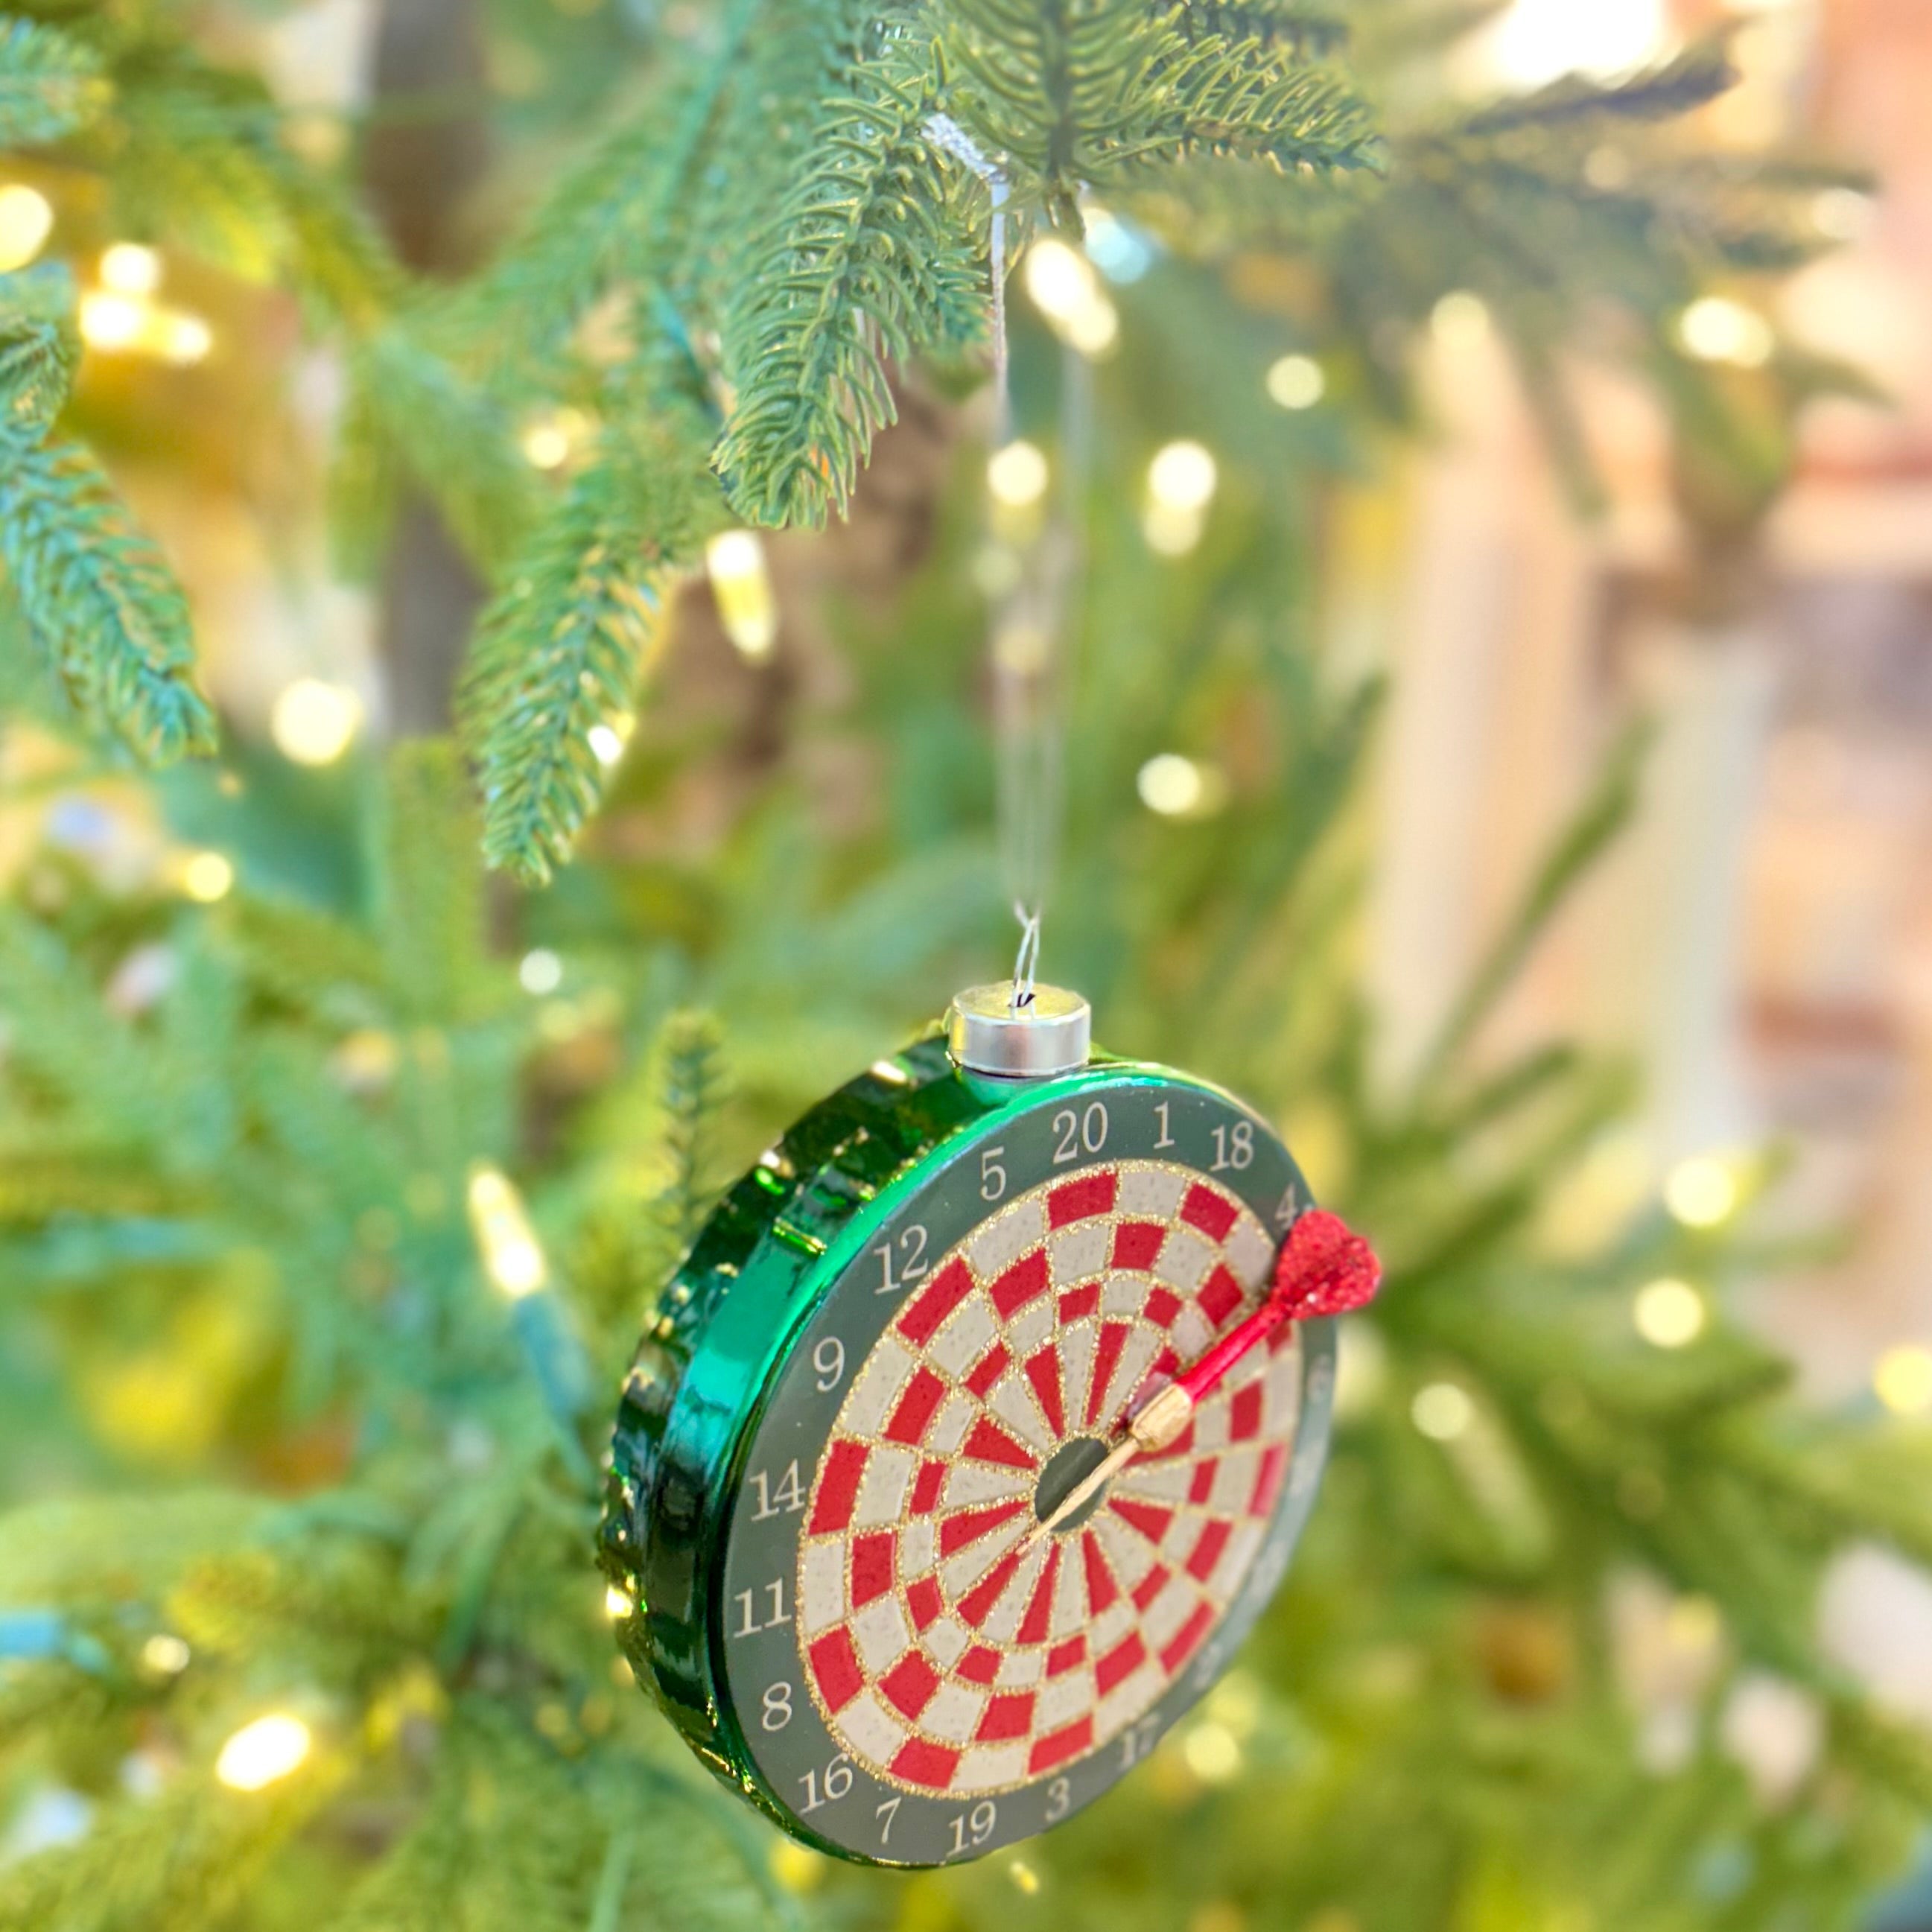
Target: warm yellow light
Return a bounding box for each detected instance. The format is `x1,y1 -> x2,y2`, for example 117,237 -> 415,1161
100,242 -> 162,296
270,679 -> 362,766
518,949 -> 563,996
0,184 -> 54,273
1432,290 -> 1492,350
1875,1344 -> 1932,1417
153,310 -> 212,366
1023,238 -> 1096,323
1143,504 -> 1204,556
521,422 -> 569,469
1137,753 -> 1210,818
1182,1720 -> 1242,1783
141,1633 -> 191,1676
181,851 -> 235,903
1147,439 -> 1218,515
1412,1382 -> 1472,1441
466,1163 -> 547,1297
1266,354 -> 1325,410
1677,297 -> 1774,369
1665,1154 -> 1738,1229
216,1713 -> 312,1791
79,291 -> 144,351
705,529 -> 778,661
604,1583 -> 633,1618
1063,289 -> 1119,357
987,439 -> 1049,508
588,723 -> 624,766
1634,1277 -> 1706,1349
1008,1858 -> 1042,1894
1022,239 -> 1118,358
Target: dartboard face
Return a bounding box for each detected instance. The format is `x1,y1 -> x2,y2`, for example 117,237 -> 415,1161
708,1071 -> 1336,1866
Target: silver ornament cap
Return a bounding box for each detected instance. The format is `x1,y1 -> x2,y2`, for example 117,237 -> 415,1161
947,982 -> 1092,1080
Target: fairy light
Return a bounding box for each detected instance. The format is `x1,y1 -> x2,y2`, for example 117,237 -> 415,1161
588,723 -> 623,766
1266,354 -> 1325,410
1665,1154 -> 1738,1229
100,242 -> 162,296
1143,439 -> 1218,556
153,311 -> 212,366
1182,1720 -> 1242,1782
465,1163 -> 547,1297
181,851 -> 235,903
518,949 -> 563,996
987,439 -> 1049,509
1634,1277 -> 1706,1349
1412,1382 -> 1473,1441
0,184 -> 54,273
141,1633 -> 191,1676
1677,297 -> 1774,368
1023,238 -> 1093,321
1874,1345 -> 1932,1417
1148,441 -> 1218,513
1431,290 -> 1492,350
270,679 -> 362,766
1008,1858 -> 1043,1894
1023,238 -> 1120,359
79,291 -> 144,351
705,530 -> 778,661
1137,752 -> 1216,819
521,419 -> 570,470
603,1583 -> 633,1619
215,1713 -> 312,1791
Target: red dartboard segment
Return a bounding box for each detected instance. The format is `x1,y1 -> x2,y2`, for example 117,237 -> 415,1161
794,1159 -> 1303,1797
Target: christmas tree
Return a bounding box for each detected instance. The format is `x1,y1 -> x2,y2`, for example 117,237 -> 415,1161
2,3 -> 1929,1930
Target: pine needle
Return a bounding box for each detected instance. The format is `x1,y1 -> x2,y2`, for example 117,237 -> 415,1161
0,436 -> 215,763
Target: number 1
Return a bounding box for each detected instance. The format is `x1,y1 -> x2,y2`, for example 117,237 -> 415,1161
1153,1100 -> 1175,1150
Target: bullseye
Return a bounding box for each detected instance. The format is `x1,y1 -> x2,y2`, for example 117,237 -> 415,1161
1031,1436 -> 1114,1534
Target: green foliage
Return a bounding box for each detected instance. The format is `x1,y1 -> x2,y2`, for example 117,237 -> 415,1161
0,436 -> 215,763
0,18 -> 107,144
713,25 -> 982,527
0,262 -> 77,438
0,7 -> 1925,1932
459,430 -> 708,883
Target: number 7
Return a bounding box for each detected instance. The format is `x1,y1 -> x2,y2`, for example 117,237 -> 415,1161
875,1795 -> 901,1844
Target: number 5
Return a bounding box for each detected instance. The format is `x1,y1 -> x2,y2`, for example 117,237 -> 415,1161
981,1145 -> 1007,1202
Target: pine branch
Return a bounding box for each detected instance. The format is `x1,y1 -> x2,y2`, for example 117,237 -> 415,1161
451,0 -> 756,381
1173,3 -> 1350,60
0,261 -> 77,440
459,433 -> 708,882
0,16 -> 107,144
0,433 -> 216,763
711,24 -> 982,527
944,0 -> 1381,214
1458,37 -> 1739,139
1104,35 -> 1384,179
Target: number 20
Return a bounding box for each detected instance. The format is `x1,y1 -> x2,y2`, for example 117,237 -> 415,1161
1052,1102 -> 1108,1164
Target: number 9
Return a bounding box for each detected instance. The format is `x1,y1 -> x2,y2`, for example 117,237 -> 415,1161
813,1337 -> 845,1392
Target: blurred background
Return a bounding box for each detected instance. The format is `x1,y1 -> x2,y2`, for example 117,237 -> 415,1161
6,0 -> 1932,1928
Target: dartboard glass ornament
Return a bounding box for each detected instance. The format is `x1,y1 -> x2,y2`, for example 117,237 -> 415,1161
598,984 -> 1359,1869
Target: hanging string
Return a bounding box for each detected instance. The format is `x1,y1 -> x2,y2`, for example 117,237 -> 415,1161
926,114 -> 1076,1016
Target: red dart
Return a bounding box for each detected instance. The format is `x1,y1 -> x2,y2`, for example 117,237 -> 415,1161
1026,1209 -> 1382,1544
1173,1208 -> 1382,1408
